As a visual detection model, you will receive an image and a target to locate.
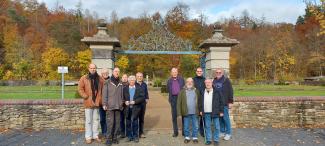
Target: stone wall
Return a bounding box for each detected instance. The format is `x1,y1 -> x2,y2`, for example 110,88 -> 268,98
0,100 -> 84,130
0,97 -> 324,130
231,97 -> 325,128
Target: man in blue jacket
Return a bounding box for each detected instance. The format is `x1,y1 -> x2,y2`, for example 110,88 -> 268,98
167,68 -> 185,137
212,68 -> 234,141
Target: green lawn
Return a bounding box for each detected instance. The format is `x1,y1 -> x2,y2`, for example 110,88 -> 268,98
233,85 -> 325,97
0,86 -> 77,99
0,85 -> 324,99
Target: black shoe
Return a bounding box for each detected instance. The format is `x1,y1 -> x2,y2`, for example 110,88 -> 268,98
127,138 -> 133,142
205,141 -> 212,145
184,139 -> 190,144
112,139 -> 119,144
193,139 -> 199,144
105,140 -> 112,146
134,138 -> 139,143
120,134 -> 126,138
172,133 -> 178,137
214,141 -> 219,146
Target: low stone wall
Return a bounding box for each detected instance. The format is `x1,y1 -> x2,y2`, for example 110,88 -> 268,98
231,97 -> 325,128
0,97 -> 324,130
0,100 -> 84,130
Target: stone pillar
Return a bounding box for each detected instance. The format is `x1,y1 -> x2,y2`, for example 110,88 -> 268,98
199,25 -> 239,78
81,21 -> 120,75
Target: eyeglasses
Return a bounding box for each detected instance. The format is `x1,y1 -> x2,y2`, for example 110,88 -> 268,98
196,71 -> 202,72
216,72 -> 222,74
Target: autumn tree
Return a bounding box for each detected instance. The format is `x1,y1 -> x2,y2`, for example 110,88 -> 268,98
41,47 -> 69,79
115,55 -> 129,73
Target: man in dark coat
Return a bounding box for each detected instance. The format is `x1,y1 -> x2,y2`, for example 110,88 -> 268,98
102,68 -> 124,146
192,67 -> 206,137
123,75 -> 145,143
199,78 -> 225,146
167,68 -> 185,137
135,72 -> 149,138
212,68 -> 234,141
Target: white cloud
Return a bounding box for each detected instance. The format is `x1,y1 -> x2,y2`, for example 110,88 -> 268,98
37,0 -> 306,24
205,0 -> 306,24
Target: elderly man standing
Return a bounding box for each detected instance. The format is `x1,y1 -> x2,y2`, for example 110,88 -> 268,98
124,75 -> 145,143
135,72 -> 149,138
200,79 -> 224,146
99,69 -> 110,138
193,67 -> 206,137
167,68 -> 185,137
177,78 -> 201,144
78,63 -> 104,144
212,68 -> 234,141
102,67 -> 124,146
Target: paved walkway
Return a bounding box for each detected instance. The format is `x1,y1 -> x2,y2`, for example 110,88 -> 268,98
1,90 -> 324,146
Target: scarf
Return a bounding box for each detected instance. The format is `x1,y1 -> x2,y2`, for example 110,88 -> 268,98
111,76 -> 120,86
89,72 -> 99,102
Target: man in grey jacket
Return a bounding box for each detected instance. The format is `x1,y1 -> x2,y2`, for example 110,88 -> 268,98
102,67 -> 124,146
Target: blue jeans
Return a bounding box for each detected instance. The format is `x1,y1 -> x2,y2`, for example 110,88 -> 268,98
99,106 -> 107,135
204,113 -> 220,142
220,106 -> 232,135
183,114 -> 198,139
126,107 -> 139,139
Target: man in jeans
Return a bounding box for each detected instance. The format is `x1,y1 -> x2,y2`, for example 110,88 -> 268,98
200,79 -> 224,146
177,78 -> 201,144
167,68 -> 185,137
99,68 -> 110,138
78,63 -> 104,144
213,68 -> 234,141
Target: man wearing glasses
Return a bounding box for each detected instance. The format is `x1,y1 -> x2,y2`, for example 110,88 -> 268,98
212,68 -> 234,141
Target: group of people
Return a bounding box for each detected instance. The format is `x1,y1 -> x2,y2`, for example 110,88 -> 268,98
78,63 -> 233,146
78,64 -> 148,146
167,67 -> 233,146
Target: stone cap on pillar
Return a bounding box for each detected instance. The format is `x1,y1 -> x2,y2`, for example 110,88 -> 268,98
199,24 -> 239,48
81,19 -> 121,47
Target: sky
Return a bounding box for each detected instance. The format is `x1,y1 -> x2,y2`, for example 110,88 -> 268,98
36,0 -> 307,24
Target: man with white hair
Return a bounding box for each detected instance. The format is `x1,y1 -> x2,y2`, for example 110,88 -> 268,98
102,67 -> 124,146
212,68 -> 234,141
200,78 -> 225,146
167,67 -> 185,137
177,78 -> 201,144
123,75 -> 145,143
135,72 -> 149,138
99,68 -> 110,138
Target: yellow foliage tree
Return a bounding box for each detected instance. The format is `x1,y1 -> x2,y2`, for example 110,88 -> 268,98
41,48 -> 69,80
308,0 -> 325,36
115,55 -> 129,73
74,49 -> 92,76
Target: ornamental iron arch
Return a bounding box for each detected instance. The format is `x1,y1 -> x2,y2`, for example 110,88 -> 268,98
115,20 -> 202,55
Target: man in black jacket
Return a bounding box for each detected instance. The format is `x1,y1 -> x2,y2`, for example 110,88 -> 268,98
193,67 -> 205,137
199,78 -> 225,146
123,75 -> 145,143
212,68 -> 234,141
136,72 -> 149,138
